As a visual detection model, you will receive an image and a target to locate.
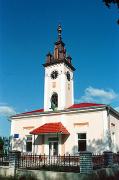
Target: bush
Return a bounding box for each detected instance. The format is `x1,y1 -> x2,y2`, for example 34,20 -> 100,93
0,175 -> 16,180
0,174 -> 37,180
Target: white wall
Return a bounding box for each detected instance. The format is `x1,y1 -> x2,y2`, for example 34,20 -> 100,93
110,114 -> 119,152
44,63 -> 74,111
11,108 -> 118,154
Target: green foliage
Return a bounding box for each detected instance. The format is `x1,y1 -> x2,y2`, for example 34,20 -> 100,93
0,175 -> 15,180
0,136 -> 10,154
0,137 -> 4,145
18,174 -> 37,180
103,0 -> 119,8
103,0 -> 119,24
0,175 -> 37,180
0,136 -> 4,153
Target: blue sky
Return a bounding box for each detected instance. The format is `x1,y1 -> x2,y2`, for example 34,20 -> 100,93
0,0 -> 119,137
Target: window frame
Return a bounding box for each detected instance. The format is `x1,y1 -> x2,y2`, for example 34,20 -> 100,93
77,132 -> 87,152
26,135 -> 32,152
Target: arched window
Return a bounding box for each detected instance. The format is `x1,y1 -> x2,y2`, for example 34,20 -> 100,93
51,93 -> 58,109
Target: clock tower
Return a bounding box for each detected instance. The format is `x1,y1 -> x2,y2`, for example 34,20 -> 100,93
43,25 -> 75,111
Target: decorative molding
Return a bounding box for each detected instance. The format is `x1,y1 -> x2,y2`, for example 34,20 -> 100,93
74,122 -> 89,128
23,126 -> 34,130
43,59 -> 76,71
52,82 -> 56,88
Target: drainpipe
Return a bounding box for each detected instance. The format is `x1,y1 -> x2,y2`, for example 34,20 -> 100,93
106,106 -> 112,151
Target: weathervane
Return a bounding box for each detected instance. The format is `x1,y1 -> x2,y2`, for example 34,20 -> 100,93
57,24 -> 62,41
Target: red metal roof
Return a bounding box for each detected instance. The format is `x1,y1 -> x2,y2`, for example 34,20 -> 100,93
30,122 -> 69,135
14,103 -> 104,117
68,103 -> 104,109
15,108 -> 44,116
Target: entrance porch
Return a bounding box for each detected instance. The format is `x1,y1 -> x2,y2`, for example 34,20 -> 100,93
30,122 -> 69,155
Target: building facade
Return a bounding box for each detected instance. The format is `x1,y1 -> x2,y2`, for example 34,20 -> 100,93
11,25 -> 119,155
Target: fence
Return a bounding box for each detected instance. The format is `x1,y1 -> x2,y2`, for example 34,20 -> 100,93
92,154 -> 104,169
19,154 -> 80,172
113,153 -> 119,164
0,154 -> 9,166
0,152 -> 119,173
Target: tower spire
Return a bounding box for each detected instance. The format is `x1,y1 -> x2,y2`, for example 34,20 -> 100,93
43,25 -> 75,72
57,24 -> 62,41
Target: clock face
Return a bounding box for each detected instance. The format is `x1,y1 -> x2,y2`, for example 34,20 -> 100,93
51,70 -> 58,79
66,71 -> 70,81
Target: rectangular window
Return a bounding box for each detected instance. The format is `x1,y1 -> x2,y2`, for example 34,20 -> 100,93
78,133 -> 86,151
26,135 -> 32,152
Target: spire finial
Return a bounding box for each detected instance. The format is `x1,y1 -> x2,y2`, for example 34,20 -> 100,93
57,24 -> 62,41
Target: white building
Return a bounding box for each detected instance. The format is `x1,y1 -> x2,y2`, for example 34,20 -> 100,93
11,25 -> 119,155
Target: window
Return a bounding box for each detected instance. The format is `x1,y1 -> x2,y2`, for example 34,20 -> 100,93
26,135 -> 32,152
78,133 -> 86,151
51,93 -> 58,109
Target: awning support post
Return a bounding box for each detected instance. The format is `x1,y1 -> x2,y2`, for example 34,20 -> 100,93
34,134 -> 35,155
57,132 -> 59,155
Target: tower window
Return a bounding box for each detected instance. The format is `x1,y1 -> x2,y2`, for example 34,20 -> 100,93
51,93 -> 58,109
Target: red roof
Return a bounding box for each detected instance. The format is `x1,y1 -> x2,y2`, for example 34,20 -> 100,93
14,103 -> 104,117
68,103 -> 104,109
30,122 -> 69,135
15,108 -> 44,116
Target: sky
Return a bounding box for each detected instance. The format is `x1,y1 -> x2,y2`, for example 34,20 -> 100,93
0,0 -> 119,137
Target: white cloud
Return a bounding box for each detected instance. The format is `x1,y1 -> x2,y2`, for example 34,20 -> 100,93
0,106 -> 16,117
75,86 -> 118,104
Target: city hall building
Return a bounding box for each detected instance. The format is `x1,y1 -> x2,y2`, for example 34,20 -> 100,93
11,25 -> 119,155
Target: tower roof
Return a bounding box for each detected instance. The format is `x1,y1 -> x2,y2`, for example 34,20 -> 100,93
43,24 -> 75,71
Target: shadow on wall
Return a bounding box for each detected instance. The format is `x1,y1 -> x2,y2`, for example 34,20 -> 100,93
65,139 -> 108,155
11,136 -> 119,154
88,138 -> 119,153
88,139 -> 107,153
12,137 -> 26,152
65,138 -> 119,155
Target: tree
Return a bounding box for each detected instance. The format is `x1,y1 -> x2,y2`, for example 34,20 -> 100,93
103,0 -> 119,24
0,137 -> 4,153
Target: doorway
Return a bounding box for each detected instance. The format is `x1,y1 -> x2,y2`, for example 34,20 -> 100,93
49,141 -> 58,156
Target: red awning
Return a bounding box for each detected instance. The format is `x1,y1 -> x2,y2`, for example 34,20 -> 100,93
30,122 -> 69,135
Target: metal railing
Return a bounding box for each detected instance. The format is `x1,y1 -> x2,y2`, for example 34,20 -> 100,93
0,152 -> 119,172
92,154 -> 104,169
0,154 -> 9,166
19,154 -> 80,172
113,153 -> 119,164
